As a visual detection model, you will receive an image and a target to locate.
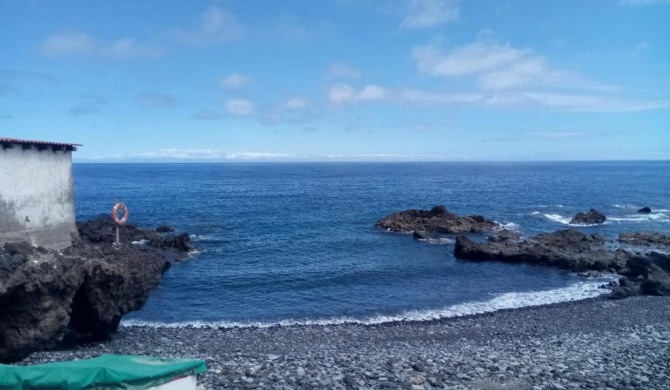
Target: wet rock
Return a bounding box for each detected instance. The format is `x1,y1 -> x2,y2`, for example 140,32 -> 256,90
569,209 -> 606,225
156,225 -> 176,233
618,231 -> 670,248
376,205 -> 499,234
637,207 -> 652,214
487,230 -> 521,243
454,229 -> 630,272
413,231 -> 430,240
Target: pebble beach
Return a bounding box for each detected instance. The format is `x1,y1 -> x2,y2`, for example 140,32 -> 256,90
23,295 -> 670,390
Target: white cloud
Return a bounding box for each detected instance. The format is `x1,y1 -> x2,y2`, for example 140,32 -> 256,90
398,89 -> 670,112
327,62 -> 362,79
133,149 -> 225,159
224,98 -> 255,116
136,92 -> 177,109
413,41 -> 527,76
89,149 -> 294,161
225,152 -> 293,160
283,96 -> 311,110
40,32 -> 97,56
401,0 -> 460,29
412,39 -> 569,90
220,73 -> 253,90
40,32 -> 162,59
102,38 -> 163,59
171,6 -> 244,46
328,83 -> 389,104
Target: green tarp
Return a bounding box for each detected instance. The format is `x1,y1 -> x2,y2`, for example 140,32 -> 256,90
0,355 -> 207,390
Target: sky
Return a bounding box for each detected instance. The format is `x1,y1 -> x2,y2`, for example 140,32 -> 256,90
1,0 -> 669,162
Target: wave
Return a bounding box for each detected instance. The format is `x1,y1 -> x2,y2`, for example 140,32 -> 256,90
613,204 -> 638,209
189,234 -> 226,243
418,237 -> 455,245
495,222 -> 520,231
120,277 -> 615,329
543,213 -> 611,227
609,213 -> 669,223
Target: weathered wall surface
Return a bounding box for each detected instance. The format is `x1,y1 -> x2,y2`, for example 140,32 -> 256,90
0,146 -> 78,249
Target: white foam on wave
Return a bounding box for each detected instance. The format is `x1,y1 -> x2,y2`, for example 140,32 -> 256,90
419,238 -> 455,245
530,211 -> 541,215
613,204 -> 636,209
609,213 -> 669,223
121,277 -> 615,329
131,239 -> 150,245
544,213 -> 571,225
495,222 -> 520,231
543,214 -> 609,227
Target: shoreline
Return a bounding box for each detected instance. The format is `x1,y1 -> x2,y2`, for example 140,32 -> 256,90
22,296 -> 670,390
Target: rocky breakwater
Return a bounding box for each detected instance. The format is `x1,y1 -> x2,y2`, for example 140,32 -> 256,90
455,229 -> 630,272
375,205 -> 499,235
0,217 -> 195,363
454,229 -> 670,297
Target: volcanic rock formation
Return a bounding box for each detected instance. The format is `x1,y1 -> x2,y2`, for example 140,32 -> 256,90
454,229 -> 630,272
376,205 -> 499,234
0,217 -> 194,363
569,209 -> 607,225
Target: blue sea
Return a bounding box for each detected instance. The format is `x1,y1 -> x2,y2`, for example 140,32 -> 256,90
73,162 -> 670,327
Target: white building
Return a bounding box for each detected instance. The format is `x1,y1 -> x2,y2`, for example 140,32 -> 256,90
0,138 -> 80,250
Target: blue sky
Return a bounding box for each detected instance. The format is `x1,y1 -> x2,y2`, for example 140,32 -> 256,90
1,0 -> 668,161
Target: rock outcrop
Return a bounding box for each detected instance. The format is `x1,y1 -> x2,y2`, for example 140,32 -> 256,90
618,231 -> 670,248
611,252 -> 670,298
376,205 -> 499,234
637,207 -> 652,214
569,209 -> 607,225
454,229 -> 630,272
0,217 -> 194,363
77,218 -> 194,260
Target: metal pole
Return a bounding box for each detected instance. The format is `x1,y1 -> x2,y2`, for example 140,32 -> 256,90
116,225 -> 120,245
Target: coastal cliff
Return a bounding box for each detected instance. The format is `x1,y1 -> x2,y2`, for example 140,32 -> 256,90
0,217 -> 194,363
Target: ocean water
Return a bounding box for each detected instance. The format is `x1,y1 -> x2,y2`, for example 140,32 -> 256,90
72,162 -> 670,327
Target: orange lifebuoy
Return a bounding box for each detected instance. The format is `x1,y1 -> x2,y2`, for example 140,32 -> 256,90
112,202 -> 129,225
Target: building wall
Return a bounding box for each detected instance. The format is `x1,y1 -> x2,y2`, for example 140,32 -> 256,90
0,145 -> 78,249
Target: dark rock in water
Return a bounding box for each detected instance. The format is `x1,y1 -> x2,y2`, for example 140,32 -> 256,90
609,277 -> 641,300
454,229 -> 629,272
637,206 -> 652,213
0,217 -> 195,363
156,225 -> 176,233
413,231 -> 430,240
569,209 -> 606,225
376,205 -> 499,234
161,233 -> 195,253
618,231 -> 670,248
641,265 -> 670,296
617,252 -> 670,297
487,229 -> 520,243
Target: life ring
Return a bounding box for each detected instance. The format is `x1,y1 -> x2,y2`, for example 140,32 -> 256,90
112,202 -> 129,225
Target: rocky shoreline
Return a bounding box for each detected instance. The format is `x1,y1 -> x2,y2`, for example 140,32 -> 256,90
21,296 -> 670,390
0,217 -> 195,362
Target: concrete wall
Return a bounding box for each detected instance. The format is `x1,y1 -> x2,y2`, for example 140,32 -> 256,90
0,144 -> 78,250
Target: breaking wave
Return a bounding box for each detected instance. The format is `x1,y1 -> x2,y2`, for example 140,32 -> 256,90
121,277 -> 615,329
